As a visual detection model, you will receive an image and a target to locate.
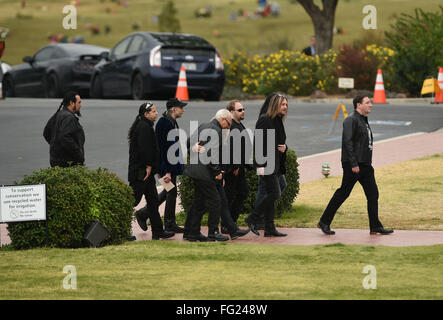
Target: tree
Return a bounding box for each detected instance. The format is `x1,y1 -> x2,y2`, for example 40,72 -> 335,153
296,0 -> 339,54
158,0 -> 181,33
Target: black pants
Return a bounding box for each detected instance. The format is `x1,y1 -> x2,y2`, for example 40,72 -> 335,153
158,175 -> 179,229
247,174 -> 283,230
130,175 -> 164,233
224,168 -> 249,223
189,179 -> 239,236
320,162 -> 383,230
255,174 -> 287,226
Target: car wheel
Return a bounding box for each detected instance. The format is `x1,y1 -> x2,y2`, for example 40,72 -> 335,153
45,73 -> 61,98
2,76 -> 15,97
90,74 -> 103,99
131,73 -> 146,100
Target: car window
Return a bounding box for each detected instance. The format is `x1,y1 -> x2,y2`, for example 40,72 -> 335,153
51,48 -> 66,59
127,35 -> 145,54
111,37 -> 132,58
34,47 -> 54,62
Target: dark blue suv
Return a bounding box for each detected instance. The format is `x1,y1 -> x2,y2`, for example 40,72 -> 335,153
90,32 -> 225,100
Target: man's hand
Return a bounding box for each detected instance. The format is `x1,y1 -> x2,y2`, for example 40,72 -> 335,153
163,173 -> 171,183
143,166 -> 152,181
192,141 -> 206,153
352,166 -> 360,174
215,173 -> 223,180
257,167 -> 265,176
233,168 -> 240,176
277,144 -> 287,153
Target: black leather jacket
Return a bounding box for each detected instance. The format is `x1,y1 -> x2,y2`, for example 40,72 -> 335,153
341,111 -> 373,167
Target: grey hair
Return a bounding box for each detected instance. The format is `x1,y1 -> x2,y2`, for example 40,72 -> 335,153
213,109 -> 232,120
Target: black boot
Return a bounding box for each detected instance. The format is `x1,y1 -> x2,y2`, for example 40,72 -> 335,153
134,207 -> 149,231
152,230 -> 175,240
264,224 -> 287,237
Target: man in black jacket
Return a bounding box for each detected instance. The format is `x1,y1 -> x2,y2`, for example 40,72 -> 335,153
222,100 -> 252,231
184,109 -> 249,242
317,95 -> 394,235
128,102 -> 174,240
156,98 -> 187,233
43,91 -> 85,167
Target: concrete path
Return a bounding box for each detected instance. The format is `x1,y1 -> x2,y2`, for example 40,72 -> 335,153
2,130 -> 443,247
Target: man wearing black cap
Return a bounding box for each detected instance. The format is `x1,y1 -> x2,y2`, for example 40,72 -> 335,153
156,98 -> 187,233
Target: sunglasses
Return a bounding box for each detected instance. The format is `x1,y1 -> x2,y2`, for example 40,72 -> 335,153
236,108 -> 245,112
224,118 -> 232,127
145,102 -> 154,112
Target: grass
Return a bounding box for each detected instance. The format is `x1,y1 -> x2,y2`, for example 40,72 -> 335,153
1,241 -> 443,299
1,0 -> 442,65
1,154 -> 442,300
276,153 -> 443,231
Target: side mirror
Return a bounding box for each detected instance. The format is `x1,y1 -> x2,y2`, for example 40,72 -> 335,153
100,51 -> 110,61
23,56 -> 34,64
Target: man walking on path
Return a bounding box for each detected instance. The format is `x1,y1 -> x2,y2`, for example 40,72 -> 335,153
317,95 -> 394,236
43,91 -> 85,168
156,98 -> 187,233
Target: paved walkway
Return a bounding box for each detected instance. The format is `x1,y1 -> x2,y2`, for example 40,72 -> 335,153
2,130 -> 443,247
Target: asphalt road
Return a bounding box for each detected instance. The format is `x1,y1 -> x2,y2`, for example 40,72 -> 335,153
1,97 -> 442,185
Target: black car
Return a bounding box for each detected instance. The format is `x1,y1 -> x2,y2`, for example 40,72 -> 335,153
2,43 -> 109,98
90,32 -> 225,101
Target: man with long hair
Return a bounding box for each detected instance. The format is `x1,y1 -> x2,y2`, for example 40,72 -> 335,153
128,102 -> 175,240
43,91 -> 85,167
246,93 -> 288,237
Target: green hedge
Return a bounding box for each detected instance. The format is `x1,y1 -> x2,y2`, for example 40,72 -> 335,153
7,166 -> 134,249
178,148 -> 299,219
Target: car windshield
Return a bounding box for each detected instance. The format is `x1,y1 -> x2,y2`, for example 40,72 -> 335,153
150,34 -> 212,48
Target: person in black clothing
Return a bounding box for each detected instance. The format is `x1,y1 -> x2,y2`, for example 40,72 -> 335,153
221,100 -> 252,233
302,36 -> 316,56
128,102 -> 175,240
43,91 -> 85,167
156,98 -> 187,233
184,109 -> 250,242
245,94 -> 288,237
317,95 -> 394,235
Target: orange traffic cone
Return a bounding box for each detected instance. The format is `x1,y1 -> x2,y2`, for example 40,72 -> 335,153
435,67 -> 443,104
373,69 -> 386,104
175,64 -> 189,101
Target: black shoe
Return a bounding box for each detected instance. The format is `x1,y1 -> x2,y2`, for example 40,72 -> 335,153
264,228 -> 287,237
317,221 -> 335,235
152,230 -> 175,240
370,227 -> 394,235
208,231 -> 229,242
135,209 -> 148,231
127,235 -> 137,241
245,217 -> 260,236
187,233 -> 209,242
165,225 -> 185,233
221,226 -> 230,234
230,228 -> 250,240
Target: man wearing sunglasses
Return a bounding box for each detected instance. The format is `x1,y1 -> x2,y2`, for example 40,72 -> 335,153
221,100 -> 253,233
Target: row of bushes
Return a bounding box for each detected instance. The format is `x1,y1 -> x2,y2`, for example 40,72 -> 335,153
224,44 -> 398,97
224,7 -> 443,97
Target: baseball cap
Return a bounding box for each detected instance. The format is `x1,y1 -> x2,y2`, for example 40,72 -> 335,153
166,98 -> 187,109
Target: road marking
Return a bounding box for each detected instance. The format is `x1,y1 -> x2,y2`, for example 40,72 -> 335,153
369,120 -> 412,126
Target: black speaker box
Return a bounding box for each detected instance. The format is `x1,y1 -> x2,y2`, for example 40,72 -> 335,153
83,221 -> 110,248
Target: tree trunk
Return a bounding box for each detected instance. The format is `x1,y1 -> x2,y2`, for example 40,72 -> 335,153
297,0 -> 338,54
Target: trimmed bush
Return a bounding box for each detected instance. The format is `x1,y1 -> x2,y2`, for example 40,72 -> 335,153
178,148 -> 299,219
7,166 -> 134,249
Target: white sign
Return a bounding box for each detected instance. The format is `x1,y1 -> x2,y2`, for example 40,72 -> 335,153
338,77 -> 354,89
0,184 -> 46,222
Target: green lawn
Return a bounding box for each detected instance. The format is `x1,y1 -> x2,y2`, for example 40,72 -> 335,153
1,153 -> 442,300
1,241 -> 442,299
1,0 -> 442,65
